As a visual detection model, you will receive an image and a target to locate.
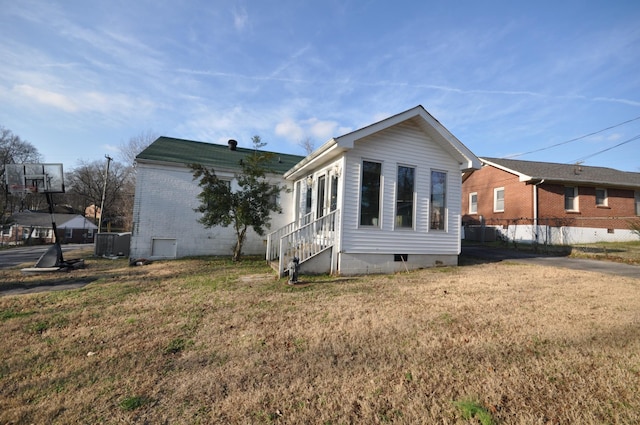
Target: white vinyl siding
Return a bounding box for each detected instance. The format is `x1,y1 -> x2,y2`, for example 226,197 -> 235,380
340,120 -> 462,256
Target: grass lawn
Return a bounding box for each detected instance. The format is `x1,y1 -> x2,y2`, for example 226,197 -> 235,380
1,251 -> 639,424
570,240 -> 640,265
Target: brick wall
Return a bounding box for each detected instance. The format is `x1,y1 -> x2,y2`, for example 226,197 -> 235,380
462,165 -> 534,226
539,184 -> 638,229
463,166 -> 640,231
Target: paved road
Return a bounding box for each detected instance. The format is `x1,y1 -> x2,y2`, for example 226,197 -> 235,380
461,244 -> 640,279
0,243 -> 93,269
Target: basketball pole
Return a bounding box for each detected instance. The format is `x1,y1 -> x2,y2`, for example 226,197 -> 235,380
98,155 -> 112,233
45,191 -> 64,266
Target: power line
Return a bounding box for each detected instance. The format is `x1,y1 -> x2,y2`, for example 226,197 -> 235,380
570,134 -> 640,164
506,115 -> 640,159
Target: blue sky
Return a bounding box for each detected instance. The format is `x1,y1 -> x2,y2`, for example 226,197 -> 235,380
1,0 -> 639,172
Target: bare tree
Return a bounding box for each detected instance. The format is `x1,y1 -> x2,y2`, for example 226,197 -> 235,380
0,126 -> 42,216
66,160 -> 134,231
118,130 -> 157,166
298,137 -> 315,155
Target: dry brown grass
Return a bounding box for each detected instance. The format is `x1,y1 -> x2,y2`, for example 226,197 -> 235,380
1,254 -> 639,424
569,241 -> 640,265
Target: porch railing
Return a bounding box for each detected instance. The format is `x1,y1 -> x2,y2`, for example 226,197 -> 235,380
266,212 -> 313,262
267,210 -> 338,277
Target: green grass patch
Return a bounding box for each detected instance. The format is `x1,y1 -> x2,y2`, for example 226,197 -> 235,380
120,395 -> 151,411
0,308 -> 35,321
454,398 -> 495,425
164,337 -> 193,355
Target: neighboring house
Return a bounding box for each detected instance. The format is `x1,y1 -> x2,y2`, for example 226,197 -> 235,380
0,212 -> 97,245
129,137 -> 304,260
129,105 -> 481,275
462,157 -> 640,245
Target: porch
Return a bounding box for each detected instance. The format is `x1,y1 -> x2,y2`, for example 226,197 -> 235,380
266,209 -> 339,277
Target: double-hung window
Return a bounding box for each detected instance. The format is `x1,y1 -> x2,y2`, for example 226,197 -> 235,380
595,188 -> 607,207
493,187 -> 504,212
469,192 -> 478,214
565,187 -> 578,211
395,165 -> 415,228
360,161 -> 382,227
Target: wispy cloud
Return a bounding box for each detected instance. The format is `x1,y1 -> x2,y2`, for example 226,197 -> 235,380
13,84 -> 77,112
275,117 -> 352,144
233,5 -> 249,31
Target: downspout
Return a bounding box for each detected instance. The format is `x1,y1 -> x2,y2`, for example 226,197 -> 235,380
533,179 -> 545,245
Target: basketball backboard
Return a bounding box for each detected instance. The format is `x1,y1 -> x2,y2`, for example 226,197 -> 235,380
4,163 -> 65,194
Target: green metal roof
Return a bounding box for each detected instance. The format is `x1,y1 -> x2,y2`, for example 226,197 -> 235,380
136,137 -> 304,175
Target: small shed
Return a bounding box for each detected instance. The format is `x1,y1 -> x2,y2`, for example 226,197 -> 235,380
95,232 -> 132,257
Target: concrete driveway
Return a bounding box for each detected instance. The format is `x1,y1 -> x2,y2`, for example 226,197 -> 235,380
461,244 -> 640,279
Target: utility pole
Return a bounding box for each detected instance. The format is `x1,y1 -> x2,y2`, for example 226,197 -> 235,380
98,155 -> 113,233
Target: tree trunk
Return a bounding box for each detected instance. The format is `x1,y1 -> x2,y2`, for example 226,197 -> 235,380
233,227 -> 247,262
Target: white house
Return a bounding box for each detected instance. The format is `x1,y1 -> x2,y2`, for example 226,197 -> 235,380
129,138 -> 304,260
267,105 -> 481,275
130,106 -> 481,275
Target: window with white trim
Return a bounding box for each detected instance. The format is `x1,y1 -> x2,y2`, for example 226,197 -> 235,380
595,188 -> 607,207
395,165 -> 415,228
360,160 -> 382,227
565,186 -> 578,211
0,225 -> 11,237
469,192 -> 478,214
33,228 -> 50,238
430,170 -> 447,230
330,175 -> 338,212
493,187 -> 504,212
635,191 -> 640,216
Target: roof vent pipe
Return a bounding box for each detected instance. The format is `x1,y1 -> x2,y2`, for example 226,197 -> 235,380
228,139 -> 238,151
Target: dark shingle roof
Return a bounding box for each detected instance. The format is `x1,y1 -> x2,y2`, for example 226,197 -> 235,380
136,137 -> 304,175
482,157 -> 640,188
9,212 -> 83,227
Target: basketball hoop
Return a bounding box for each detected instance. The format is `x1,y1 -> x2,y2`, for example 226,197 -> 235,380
4,162 -> 67,268
4,163 -> 65,195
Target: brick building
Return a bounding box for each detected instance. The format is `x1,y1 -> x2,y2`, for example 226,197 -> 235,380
462,157 -> 640,245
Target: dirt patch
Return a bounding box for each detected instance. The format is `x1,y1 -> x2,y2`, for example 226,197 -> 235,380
238,273 -> 276,284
